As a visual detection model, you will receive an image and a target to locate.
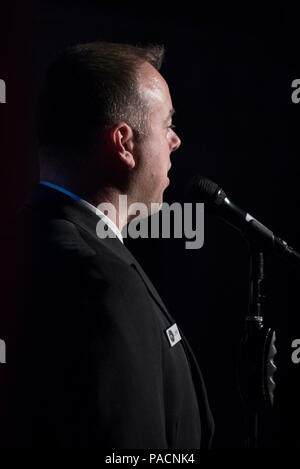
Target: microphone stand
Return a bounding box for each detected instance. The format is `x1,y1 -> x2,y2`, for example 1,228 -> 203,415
239,248 -> 277,449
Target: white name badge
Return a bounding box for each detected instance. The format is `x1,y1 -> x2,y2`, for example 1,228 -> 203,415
165,323 -> 181,347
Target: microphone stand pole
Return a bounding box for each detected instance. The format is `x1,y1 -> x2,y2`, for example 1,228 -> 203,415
239,248 -> 277,449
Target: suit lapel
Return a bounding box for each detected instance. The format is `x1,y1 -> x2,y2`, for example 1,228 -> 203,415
129,262 -> 173,323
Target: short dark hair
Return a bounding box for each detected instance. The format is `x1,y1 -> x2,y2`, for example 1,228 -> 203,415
38,41 -> 165,158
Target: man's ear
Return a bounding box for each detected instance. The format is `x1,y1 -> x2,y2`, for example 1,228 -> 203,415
109,122 -> 136,169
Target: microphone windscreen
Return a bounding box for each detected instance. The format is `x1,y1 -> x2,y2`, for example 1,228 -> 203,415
185,175 -> 221,203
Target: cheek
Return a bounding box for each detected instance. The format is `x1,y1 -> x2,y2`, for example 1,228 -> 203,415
139,133 -> 169,179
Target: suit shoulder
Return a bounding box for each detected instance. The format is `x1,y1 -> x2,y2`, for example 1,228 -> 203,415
31,217 -> 97,263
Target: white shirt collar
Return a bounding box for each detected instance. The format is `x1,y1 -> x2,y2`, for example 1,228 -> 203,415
39,181 -> 124,244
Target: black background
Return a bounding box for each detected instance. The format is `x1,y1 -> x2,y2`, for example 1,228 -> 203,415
0,3 -> 299,448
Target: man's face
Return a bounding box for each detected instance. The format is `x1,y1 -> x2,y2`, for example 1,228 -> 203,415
133,62 -> 181,212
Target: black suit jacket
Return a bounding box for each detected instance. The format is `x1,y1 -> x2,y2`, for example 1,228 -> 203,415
1,184 -> 214,448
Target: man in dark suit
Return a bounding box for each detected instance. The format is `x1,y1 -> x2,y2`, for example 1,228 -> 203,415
2,41 -> 214,448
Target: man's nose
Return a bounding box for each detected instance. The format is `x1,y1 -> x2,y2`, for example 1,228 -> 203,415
171,131 -> 181,152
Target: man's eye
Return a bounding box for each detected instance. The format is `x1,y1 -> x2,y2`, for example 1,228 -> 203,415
168,124 -> 176,129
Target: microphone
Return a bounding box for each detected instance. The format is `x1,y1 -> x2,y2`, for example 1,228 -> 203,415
188,175 -> 300,265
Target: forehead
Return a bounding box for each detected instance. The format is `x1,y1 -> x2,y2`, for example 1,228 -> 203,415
137,62 -> 172,112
